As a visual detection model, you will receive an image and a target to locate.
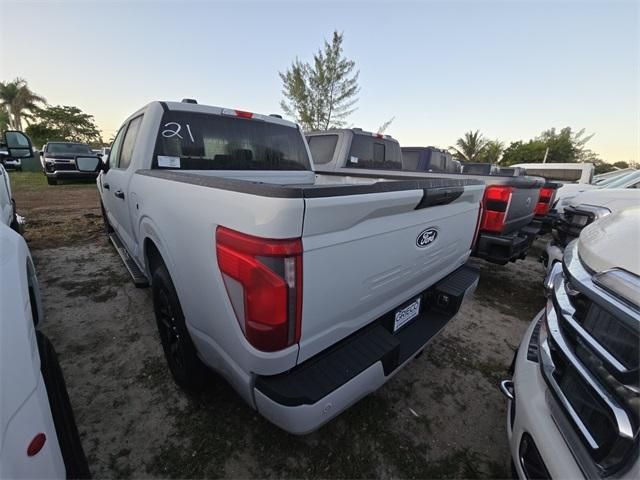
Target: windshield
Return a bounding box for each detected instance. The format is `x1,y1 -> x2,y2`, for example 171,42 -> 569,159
47,143 -> 92,155
154,111 -> 311,171
602,170 -> 640,189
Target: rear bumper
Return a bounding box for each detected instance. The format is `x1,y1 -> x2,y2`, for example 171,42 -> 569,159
254,263 -> 479,434
473,224 -> 539,265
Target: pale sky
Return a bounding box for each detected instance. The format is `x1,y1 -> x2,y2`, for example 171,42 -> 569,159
1,0 -> 638,163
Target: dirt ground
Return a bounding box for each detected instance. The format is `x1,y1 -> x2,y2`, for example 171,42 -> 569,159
12,173 -> 548,479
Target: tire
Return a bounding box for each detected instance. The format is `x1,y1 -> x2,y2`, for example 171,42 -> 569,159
152,263 -> 209,391
100,202 -> 114,234
37,331 -> 91,479
47,177 -> 57,185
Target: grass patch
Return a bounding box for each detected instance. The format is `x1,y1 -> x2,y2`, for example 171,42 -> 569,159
8,171 -> 96,192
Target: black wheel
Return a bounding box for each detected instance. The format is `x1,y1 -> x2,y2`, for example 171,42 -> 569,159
37,331 -> 91,479
100,202 -> 114,234
152,263 -> 209,391
47,177 -> 57,185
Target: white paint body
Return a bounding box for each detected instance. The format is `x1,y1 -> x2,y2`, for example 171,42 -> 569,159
510,208 -> 640,478
0,164 -> 14,227
545,189 -> 640,272
0,224 -> 65,479
97,101 -> 484,432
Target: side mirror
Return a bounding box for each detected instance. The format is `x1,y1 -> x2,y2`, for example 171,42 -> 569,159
76,156 -> 102,172
3,131 -> 33,159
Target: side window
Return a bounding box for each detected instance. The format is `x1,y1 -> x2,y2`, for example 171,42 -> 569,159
307,135 -> 338,165
109,126 -> 126,169
119,115 -> 143,169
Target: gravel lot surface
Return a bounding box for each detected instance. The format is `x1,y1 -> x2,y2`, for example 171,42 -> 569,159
12,172 -> 548,479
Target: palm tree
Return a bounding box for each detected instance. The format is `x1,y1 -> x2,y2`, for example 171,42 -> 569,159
450,130 -> 487,162
479,139 -> 505,164
0,78 -> 46,130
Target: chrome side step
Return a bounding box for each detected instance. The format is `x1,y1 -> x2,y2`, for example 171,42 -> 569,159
108,233 -> 149,288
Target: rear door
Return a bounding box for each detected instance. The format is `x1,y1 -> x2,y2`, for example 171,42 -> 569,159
297,182 -> 484,362
102,115 -> 143,251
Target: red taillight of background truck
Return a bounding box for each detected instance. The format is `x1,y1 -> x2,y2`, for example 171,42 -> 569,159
534,187 -> 555,216
216,226 -> 302,352
480,185 -> 513,234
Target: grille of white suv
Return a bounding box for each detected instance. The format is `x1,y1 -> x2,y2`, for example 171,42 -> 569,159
539,242 -> 639,477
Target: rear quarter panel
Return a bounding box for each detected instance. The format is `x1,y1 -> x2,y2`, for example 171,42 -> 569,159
130,173 -> 306,400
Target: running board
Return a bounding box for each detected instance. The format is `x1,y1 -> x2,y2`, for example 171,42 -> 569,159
108,233 -> 149,288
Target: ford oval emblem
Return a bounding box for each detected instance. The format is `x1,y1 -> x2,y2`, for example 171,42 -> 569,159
416,228 -> 438,248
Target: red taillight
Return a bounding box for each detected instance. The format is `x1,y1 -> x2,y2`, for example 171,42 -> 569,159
235,110 -> 254,119
216,226 -> 302,352
27,433 -> 46,456
534,187 -> 555,216
480,185 -> 513,233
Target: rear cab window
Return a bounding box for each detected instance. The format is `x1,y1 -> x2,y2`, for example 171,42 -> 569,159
154,111 -> 311,171
347,134 -> 402,170
306,135 -> 338,165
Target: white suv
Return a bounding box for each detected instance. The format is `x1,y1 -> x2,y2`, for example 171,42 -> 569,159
503,207 -> 639,478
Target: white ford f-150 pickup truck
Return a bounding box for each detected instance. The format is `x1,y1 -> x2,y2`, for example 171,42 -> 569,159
503,207 -> 639,479
85,100 -> 485,434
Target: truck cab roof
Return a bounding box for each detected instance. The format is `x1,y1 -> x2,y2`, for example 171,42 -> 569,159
130,101 -> 299,130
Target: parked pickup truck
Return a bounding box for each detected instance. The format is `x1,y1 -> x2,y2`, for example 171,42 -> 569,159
503,206 -> 639,479
40,142 -> 102,185
81,100 -> 485,434
307,131 -> 545,265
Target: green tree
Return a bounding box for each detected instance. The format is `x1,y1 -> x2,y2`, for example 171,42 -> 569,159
501,127 -> 600,166
612,161 -> 629,169
501,140 -> 548,165
280,31 -> 359,131
376,116 -> 395,134
25,105 -> 102,147
450,130 -> 487,162
478,139 -> 505,164
0,77 -> 46,130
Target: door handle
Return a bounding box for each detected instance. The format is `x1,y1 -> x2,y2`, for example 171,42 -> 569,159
114,190 -> 125,199
103,183 -> 110,190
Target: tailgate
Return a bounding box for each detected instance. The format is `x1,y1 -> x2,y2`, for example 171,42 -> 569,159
297,183 -> 484,363
503,181 -> 543,234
